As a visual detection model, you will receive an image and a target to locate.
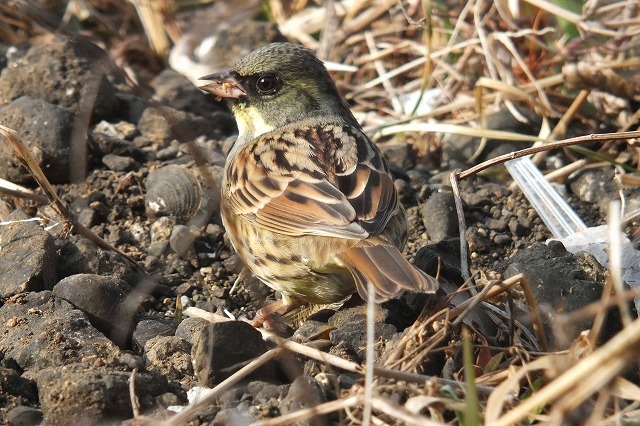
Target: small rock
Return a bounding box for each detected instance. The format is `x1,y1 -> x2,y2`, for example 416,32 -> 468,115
508,219 -> 528,237
421,191 -> 458,242
150,69 -> 221,116
0,210 -> 57,298
378,141 -> 415,170
486,218 -> 507,231
192,321 -> 275,386
102,154 -> 136,172
0,367 -> 38,401
138,107 -> 225,148
0,96 -> 74,183
53,274 -> 137,346
328,320 -> 397,364
247,381 -> 288,403
132,319 -> 176,352
460,192 -> 492,208
77,208 -> 97,228
0,36 -> 117,120
6,406 -> 43,426
148,241 -> 170,257
175,317 -> 209,345
466,226 -> 492,255
31,364 -> 169,425
213,407 -> 252,426
170,225 -> 198,256
144,336 -> 193,381
493,234 -> 512,246
500,242 -> 618,346
414,238 -> 464,284
568,168 -> 617,211
90,129 -> 143,159
280,376 -> 329,424
0,291 -> 127,370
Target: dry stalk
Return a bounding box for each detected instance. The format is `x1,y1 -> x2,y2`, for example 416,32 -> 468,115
457,131 -> 640,180
0,177 -> 48,204
0,125 -> 141,270
129,368 -> 141,418
488,317 -> 640,425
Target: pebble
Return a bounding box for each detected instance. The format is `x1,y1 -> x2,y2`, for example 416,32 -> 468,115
132,318 -> 176,352
0,210 -> 57,298
53,274 -> 137,346
144,335 -> 193,381
421,191 -> 458,243
191,321 -> 276,386
6,406 -> 43,426
0,96 -> 74,184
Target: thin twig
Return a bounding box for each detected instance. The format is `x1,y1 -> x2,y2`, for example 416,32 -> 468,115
450,170 -> 471,281
458,131 -> 640,180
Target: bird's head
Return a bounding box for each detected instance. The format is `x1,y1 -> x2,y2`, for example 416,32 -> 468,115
199,42 -> 356,140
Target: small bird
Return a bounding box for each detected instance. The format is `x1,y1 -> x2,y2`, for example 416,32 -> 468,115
199,42 -> 438,320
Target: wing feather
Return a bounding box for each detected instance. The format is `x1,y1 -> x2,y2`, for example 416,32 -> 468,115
224,123 -> 398,240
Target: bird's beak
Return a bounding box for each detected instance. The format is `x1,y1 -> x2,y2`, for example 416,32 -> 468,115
198,70 -> 247,100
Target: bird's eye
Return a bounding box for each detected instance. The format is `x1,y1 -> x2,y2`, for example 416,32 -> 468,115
255,75 -> 279,94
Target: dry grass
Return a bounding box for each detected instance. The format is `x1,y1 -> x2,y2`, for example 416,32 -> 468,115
2,0 -> 640,424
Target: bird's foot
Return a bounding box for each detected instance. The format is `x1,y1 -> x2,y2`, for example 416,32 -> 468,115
251,299 -> 305,332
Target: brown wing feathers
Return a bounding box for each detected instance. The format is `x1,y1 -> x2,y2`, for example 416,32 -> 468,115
339,243 -> 439,303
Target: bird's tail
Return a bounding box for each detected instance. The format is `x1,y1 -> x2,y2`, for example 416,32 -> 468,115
339,244 -> 439,303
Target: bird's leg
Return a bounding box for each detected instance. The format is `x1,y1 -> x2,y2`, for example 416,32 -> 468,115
252,298 -> 305,330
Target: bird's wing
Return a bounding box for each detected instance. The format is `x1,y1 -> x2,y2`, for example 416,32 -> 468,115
224,124 -> 398,239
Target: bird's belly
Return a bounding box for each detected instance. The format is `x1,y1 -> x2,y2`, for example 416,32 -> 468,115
222,209 -> 356,304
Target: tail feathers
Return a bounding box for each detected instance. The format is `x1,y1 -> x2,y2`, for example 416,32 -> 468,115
339,244 -> 439,303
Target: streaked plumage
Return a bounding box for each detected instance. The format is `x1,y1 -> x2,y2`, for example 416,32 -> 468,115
199,42 -> 438,308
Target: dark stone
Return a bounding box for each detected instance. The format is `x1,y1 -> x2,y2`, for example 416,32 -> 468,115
102,154 -> 136,172
151,69 -> 221,115
0,96 -> 74,184
328,320 -> 397,364
499,242 -> 620,347
247,380 -> 288,403
0,291 -> 127,370
191,321 -> 275,386
132,319 -> 176,353
53,274 -> 138,346
30,364 -> 169,425
466,226 -> 493,255
493,233 -> 512,246
508,218 -> 528,237
414,238 -> 465,284
175,317 -> 209,345
279,376 -> 329,425
0,367 -> 38,401
0,210 -> 57,298
137,107 -> 228,148
89,128 -> 143,160
328,302 -> 403,363
421,191 -> 458,242
379,141 -> 415,170
0,36 -> 118,121
6,406 -> 43,426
